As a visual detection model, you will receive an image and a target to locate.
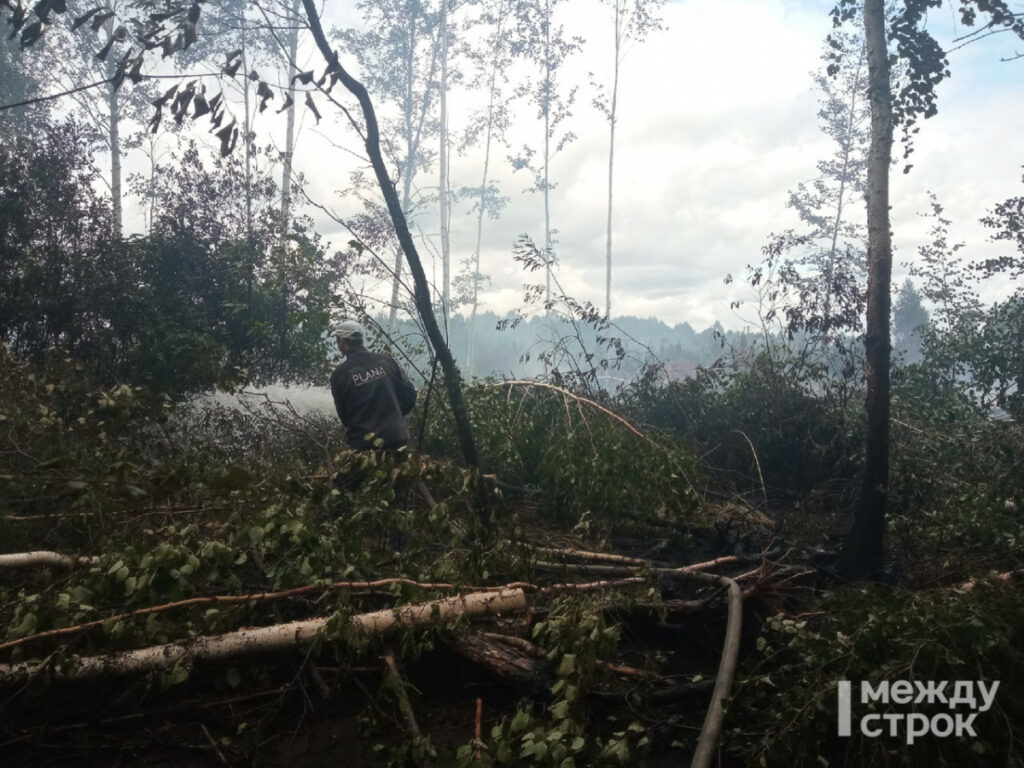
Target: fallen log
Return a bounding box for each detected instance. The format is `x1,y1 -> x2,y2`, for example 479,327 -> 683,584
0,577 -> 484,655
0,551 -> 99,569
531,556 -> 745,577
1,574 -> 688,657
533,546 -> 651,567
0,588 -> 527,687
446,632 -> 549,693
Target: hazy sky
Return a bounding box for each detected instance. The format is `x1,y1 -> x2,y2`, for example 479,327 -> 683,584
128,0 -> 1024,330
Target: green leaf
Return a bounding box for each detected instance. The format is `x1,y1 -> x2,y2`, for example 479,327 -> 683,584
10,612 -> 37,639
510,709 -> 530,733
557,653 -> 576,676
164,664 -> 190,688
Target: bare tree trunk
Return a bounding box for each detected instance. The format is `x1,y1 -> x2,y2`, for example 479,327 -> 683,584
280,0 -> 301,229
467,0 -> 510,376
241,25 -> 254,247
241,14 -> 255,323
104,19 -> 122,238
389,172 -> 415,333
604,0 -> 621,321
146,136 -> 158,233
822,43 -> 866,337
302,2 -> 485,486
542,0 -> 552,309
468,88 -> 497,377
842,0 -> 892,578
108,84 -> 122,237
388,14 -> 420,334
439,0 -> 451,337
388,12 -> 441,334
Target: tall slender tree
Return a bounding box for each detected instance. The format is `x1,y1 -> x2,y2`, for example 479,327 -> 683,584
438,0 -> 452,335
280,0 -> 302,228
833,0 -> 1024,576
459,0 -> 516,375
47,1 -> 157,237
592,0 -> 664,320
511,0 -> 581,306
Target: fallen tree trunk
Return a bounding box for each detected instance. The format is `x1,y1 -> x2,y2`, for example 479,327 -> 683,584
0,588 -> 527,687
447,632 -> 549,693
532,555 -> 745,577
0,551 -> 98,569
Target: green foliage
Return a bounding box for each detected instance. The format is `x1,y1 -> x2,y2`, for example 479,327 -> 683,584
0,121 -> 119,358
729,581 -> 1024,766
0,347 -> 699,760
912,194 -> 1024,419
417,382 -> 702,527
623,352 -> 862,506
466,596 -> 648,768
888,365 -> 1024,570
0,126 -> 337,399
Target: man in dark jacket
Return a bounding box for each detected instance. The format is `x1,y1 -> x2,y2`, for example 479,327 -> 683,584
329,320 -> 416,451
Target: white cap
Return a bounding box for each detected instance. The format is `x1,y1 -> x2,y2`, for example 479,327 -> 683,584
329,320 -> 364,340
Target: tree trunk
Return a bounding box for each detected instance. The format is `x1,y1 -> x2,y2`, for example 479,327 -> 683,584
842,0 -> 892,578
280,0 -> 301,229
542,0 -> 553,309
388,12 -> 440,333
439,0 -> 451,337
447,632 -> 548,692
605,1 -> 621,321
108,84 -> 122,238
0,589 -> 527,686
467,1 -> 509,376
104,19 -> 122,238
822,42 -> 866,337
0,551 -> 98,569
388,13 -> 420,334
301,2 -> 485,485
241,15 -> 255,323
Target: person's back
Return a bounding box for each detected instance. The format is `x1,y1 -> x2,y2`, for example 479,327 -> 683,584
329,322 -> 416,451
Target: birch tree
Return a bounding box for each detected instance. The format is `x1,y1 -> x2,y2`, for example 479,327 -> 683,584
339,0 -> 442,332
591,0 -> 664,320
46,0 -> 158,238
744,17 -> 872,387
511,0 -> 581,307
459,0 -> 517,374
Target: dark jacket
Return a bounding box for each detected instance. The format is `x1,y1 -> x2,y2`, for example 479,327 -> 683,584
329,345 -> 417,450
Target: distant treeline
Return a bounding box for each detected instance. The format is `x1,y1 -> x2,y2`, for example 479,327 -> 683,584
365,312 -> 756,386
